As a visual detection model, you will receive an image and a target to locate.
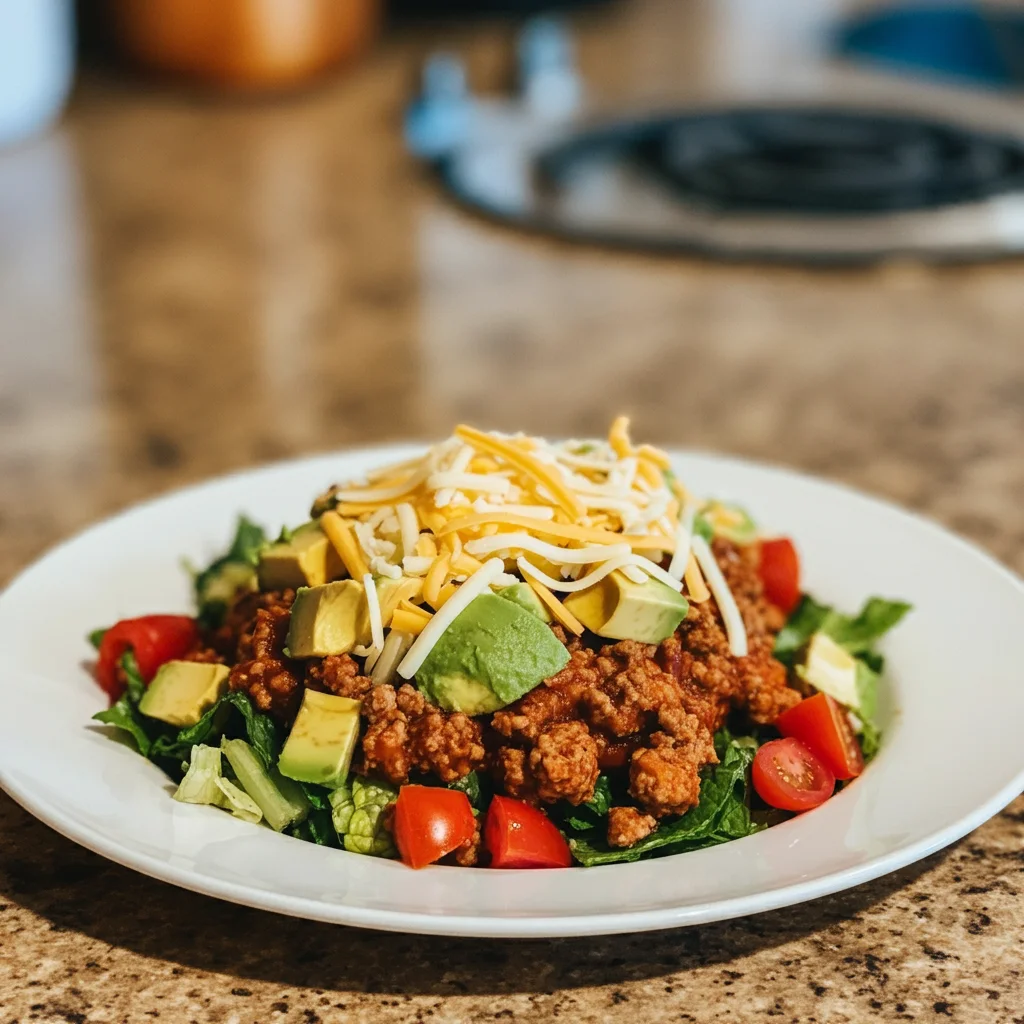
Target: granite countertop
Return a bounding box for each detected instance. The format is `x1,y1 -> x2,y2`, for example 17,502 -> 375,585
1,2 -> 1023,1021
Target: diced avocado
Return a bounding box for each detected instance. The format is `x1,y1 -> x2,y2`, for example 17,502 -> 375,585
563,570 -> 689,643
278,689 -> 362,789
798,632 -> 860,708
498,582 -> 551,623
257,521 -> 345,591
139,660 -> 229,727
417,592 -> 569,712
220,737 -> 310,832
287,580 -> 369,657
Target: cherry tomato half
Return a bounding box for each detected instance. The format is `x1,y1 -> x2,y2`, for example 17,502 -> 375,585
484,795 -> 572,869
759,538 -> 801,614
96,614 -> 199,701
777,693 -> 864,781
393,785 -> 476,870
752,737 -> 835,813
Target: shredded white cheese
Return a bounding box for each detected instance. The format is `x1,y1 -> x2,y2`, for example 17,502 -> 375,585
363,573 -> 385,653
464,531 -> 632,565
396,503 -> 419,558
692,535 -> 748,657
668,503 -> 696,580
396,558 -> 506,679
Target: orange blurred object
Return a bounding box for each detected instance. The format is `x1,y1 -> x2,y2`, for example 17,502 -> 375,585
110,0 -> 381,90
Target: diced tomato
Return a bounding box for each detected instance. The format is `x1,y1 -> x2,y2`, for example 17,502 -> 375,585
393,785 -> 476,870
752,737 -> 835,813
759,538 -> 801,614
776,693 -> 864,781
96,614 -> 199,701
484,795 -> 572,869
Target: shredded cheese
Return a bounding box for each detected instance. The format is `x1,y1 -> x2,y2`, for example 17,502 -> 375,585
692,536 -> 747,656
464,531 -> 632,565
684,552 -> 711,603
391,607 -> 430,635
423,552 -> 451,608
363,573 -> 385,652
455,425 -> 585,519
396,503 -> 419,559
435,512 -> 673,551
397,558 -> 505,678
668,503 -> 696,580
526,578 -> 585,635
320,512 -> 369,580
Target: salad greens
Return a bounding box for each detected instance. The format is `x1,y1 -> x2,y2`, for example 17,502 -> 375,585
192,515 -> 267,627
173,744 -> 263,823
774,594 -> 909,758
331,778 -> 397,857
567,731 -> 762,866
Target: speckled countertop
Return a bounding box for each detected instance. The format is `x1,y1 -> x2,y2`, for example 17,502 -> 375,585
1,2 -> 1023,1021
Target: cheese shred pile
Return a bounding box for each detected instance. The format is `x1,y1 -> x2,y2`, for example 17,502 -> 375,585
314,418 -> 750,668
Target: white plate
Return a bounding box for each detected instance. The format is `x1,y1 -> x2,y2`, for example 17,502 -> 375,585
1,447 -> 1022,938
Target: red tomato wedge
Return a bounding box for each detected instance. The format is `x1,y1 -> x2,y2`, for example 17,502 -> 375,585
752,737 -> 835,813
393,786 -> 476,870
96,614 -> 199,701
759,538 -> 801,614
776,693 -> 864,781
484,795 -> 572,869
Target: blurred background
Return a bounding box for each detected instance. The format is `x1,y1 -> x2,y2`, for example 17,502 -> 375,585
2,0 -> 1024,585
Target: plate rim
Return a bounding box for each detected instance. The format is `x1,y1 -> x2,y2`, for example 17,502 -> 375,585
2,444 -> 1023,938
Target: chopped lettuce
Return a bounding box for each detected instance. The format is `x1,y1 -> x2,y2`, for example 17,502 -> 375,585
221,736 -> 309,832
774,595 -> 910,664
447,770 -> 492,812
562,776 -> 615,833
192,516 -> 267,627
333,778 -> 397,857
775,595 -> 910,760
173,744 -> 263,823
148,689 -> 280,773
568,732 -> 762,866
91,652 -> 154,756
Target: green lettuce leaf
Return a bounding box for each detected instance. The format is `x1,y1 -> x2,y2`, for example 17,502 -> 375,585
193,516 -> 267,627
87,627 -> 107,651
774,595 -> 909,761
447,770 -> 491,812
562,776 -> 614,833
148,690 -> 280,773
91,652 -> 154,756
340,778 -> 397,857
568,733 -> 762,866
774,595 -> 910,665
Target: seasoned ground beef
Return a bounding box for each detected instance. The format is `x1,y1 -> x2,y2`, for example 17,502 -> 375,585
306,654 -> 373,701
529,721 -> 600,805
360,683 -> 486,785
607,806 -> 657,848
228,595 -> 304,722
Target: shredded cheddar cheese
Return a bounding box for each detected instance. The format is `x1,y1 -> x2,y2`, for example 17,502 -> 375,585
307,420 -> 750,673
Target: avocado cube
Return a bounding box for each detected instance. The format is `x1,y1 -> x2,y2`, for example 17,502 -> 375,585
498,582 -> 552,623
287,580 -> 371,658
563,570 -> 689,643
257,522 -> 344,591
416,593 -> 570,713
138,660 -> 230,727
278,689 -> 362,789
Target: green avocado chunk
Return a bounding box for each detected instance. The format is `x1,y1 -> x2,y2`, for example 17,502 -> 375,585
278,689 -> 362,789
287,580 -> 369,658
416,592 -> 569,713
498,582 -> 552,623
138,660 -> 229,727
562,570 -> 689,643
257,521 -> 345,591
